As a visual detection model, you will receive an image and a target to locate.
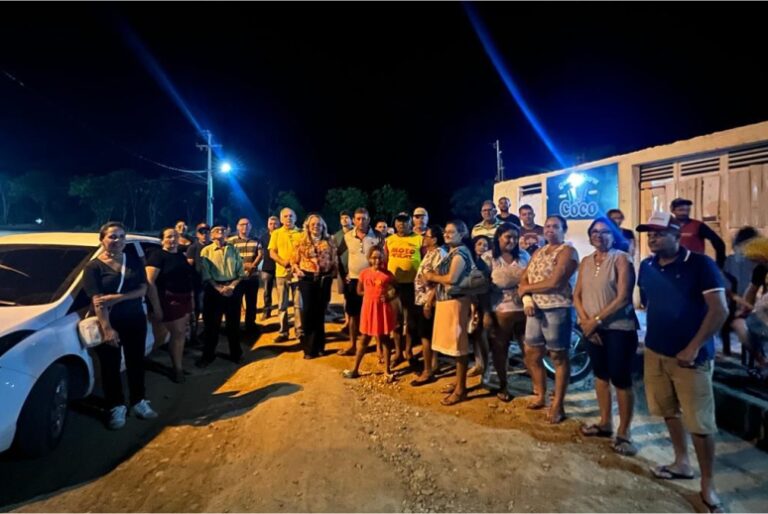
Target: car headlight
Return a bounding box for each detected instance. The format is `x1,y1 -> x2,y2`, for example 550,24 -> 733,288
0,330 -> 36,359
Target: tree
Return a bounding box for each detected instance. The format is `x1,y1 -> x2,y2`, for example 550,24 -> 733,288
371,184 -> 409,223
323,187 -> 369,231
449,180 -> 494,226
142,180 -> 172,231
10,171 -> 59,224
69,174 -> 117,228
271,190 -> 305,224
106,169 -> 143,230
0,172 -> 10,226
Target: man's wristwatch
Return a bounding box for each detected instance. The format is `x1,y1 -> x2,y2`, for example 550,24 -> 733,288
594,315 -> 603,325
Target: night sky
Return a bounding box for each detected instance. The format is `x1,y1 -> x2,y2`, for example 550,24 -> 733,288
3,2 -> 768,222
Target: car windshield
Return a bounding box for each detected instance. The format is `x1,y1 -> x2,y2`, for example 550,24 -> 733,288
0,244 -> 96,306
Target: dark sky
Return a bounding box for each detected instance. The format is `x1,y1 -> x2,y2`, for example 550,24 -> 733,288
2,2 -> 768,221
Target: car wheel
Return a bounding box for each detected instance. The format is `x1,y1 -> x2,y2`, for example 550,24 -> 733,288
14,363 -> 69,458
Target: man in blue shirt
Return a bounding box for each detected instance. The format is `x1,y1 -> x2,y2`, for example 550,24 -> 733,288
637,211 -> 728,513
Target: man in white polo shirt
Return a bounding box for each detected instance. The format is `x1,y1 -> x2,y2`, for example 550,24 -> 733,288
335,207 -> 383,355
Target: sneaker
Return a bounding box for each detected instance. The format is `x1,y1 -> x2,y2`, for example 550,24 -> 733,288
108,405 -> 127,430
131,399 -> 159,420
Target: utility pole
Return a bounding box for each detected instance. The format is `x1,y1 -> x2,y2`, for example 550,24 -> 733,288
196,130 -> 221,226
493,139 -> 505,182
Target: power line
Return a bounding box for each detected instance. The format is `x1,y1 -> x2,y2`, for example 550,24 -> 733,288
1,67 -> 205,175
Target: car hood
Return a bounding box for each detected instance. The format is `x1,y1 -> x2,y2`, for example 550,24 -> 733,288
0,304 -> 60,337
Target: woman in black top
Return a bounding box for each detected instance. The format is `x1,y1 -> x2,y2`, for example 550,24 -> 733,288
82,222 -> 157,430
146,227 -> 196,383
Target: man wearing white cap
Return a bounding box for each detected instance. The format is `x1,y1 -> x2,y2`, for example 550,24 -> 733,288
412,207 -> 429,237
636,211 -> 728,513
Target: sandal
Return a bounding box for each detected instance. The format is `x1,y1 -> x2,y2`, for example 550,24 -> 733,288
385,373 -> 397,384
467,366 -> 484,377
342,369 -> 360,379
410,375 -> 437,387
650,465 -> 695,480
611,436 -> 638,456
495,389 -> 513,402
337,347 -> 356,356
580,424 -> 613,438
440,382 -> 457,394
441,392 -> 467,406
700,492 -> 726,513
547,406 -> 567,424
526,397 -> 546,410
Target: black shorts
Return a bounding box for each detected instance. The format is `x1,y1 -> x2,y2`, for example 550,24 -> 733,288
587,329 -> 639,389
396,283 -> 417,336
343,279 -> 363,316
415,304 -> 434,340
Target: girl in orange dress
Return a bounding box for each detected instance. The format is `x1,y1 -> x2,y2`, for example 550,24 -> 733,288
343,246 -> 398,381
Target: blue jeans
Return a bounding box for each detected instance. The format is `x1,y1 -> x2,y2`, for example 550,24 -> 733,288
524,307 -> 573,352
276,277 -> 302,337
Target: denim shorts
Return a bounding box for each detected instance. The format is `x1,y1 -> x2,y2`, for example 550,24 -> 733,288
524,307 -> 572,352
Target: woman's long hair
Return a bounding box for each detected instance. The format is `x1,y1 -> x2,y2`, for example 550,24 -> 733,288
300,213 -> 330,242
491,222 -> 521,260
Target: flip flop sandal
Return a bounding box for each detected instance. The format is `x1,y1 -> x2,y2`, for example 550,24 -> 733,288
337,348 -> 356,356
611,436 -> 638,457
526,400 -> 546,410
467,366 -> 484,377
410,375 -> 437,387
341,369 -> 360,379
650,465 -> 695,480
580,424 -> 613,438
700,492 -> 726,513
495,390 -> 513,402
441,392 -> 467,406
440,382 -> 456,394
547,411 -> 567,425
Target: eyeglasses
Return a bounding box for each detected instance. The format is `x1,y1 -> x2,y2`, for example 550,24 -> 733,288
590,230 -> 613,236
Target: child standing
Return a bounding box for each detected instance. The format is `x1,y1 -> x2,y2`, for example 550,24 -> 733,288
343,246 -> 398,381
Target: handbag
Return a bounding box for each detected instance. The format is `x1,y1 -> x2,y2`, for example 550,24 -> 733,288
78,254 -> 126,348
446,249 -> 490,298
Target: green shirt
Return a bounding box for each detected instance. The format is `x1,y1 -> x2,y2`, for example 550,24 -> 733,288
200,243 -> 245,284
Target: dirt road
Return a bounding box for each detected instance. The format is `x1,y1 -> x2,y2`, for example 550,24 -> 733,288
9,317 -> 708,513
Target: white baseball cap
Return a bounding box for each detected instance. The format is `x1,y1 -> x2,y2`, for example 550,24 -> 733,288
636,211 -> 681,232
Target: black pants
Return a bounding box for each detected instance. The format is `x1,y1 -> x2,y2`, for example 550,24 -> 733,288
261,271 -> 275,312
95,315 -> 148,408
240,278 -> 260,331
297,274 -> 333,357
202,284 -> 242,361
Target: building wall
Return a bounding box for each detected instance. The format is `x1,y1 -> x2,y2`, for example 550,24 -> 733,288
494,121 -> 768,263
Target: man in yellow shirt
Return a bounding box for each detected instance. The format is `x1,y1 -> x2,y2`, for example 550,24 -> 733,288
385,213 -> 424,363
268,208 -> 304,342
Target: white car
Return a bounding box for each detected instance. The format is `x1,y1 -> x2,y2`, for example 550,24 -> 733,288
0,232 -> 160,457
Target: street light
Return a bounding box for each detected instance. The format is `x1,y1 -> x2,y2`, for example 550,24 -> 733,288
220,161 -> 232,174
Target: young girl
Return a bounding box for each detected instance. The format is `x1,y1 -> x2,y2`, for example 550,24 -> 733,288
343,246 -> 398,381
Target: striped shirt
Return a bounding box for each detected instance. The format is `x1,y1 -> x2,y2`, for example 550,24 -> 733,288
228,235 -> 262,279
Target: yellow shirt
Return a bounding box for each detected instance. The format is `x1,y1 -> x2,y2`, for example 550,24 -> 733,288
268,226 -> 303,278
385,233 -> 423,283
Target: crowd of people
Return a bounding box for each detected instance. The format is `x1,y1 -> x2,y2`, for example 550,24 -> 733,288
82,195 -> 768,514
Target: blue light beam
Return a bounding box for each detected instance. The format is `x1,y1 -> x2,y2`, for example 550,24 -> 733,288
463,3 -> 567,170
